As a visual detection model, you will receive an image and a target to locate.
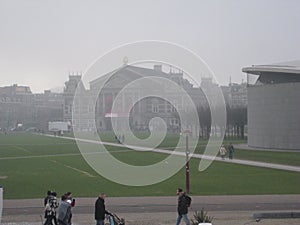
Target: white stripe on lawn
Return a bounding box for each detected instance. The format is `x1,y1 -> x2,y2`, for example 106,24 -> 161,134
49,159 -> 96,178
0,149 -> 136,160
40,134 -> 300,173
12,145 -> 31,153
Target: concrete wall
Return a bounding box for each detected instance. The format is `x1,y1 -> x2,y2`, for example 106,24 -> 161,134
248,82 -> 300,150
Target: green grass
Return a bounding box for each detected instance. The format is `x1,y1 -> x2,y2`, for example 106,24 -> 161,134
0,133 -> 300,199
134,133 -> 300,167
233,149 -> 300,167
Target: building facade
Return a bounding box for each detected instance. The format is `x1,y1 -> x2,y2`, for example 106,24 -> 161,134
33,90 -> 64,131
63,65 -> 207,133
243,61 -> 300,150
0,84 -> 63,131
91,65 -> 206,132
228,82 -> 247,108
0,84 -> 34,130
63,65 -> 249,135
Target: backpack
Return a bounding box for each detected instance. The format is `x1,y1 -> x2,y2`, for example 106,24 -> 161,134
185,195 -> 192,207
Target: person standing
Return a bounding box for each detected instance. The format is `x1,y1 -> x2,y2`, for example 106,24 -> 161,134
0,185 -> 3,224
176,188 -> 191,225
228,143 -> 234,160
219,144 -> 226,160
58,195 -> 71,225
44,191 -> 59,225
95,193 -> 112,225
44,191 -> 52,207
65,192 -> 75,225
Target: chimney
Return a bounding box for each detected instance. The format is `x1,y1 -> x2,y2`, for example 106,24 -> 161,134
154,65 -> 162,72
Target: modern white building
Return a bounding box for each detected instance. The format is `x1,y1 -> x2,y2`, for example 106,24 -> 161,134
242,60 -> 300,150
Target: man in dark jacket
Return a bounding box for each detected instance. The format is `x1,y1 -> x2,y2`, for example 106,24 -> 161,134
228,143 -> 234,160
95,193 -> 111,225
176,188 -> 190,225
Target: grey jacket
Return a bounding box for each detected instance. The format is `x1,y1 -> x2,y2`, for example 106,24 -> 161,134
57,200 -> 71,225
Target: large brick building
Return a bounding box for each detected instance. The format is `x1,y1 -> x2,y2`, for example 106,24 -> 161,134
63,65 -> 206,133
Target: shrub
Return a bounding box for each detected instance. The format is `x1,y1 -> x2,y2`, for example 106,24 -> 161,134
191,208 -> 214,224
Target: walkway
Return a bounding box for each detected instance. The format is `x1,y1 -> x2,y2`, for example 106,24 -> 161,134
41,134 -> 300,173
2,195 -> 300,225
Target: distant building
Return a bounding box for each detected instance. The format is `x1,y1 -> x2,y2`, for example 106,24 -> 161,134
0,84 -> 63,131
33,90 -> 64,131
243,60 -> 300,150
202,77 -> 248,109
63,74 -> 83,128
0,70 -> 249,135
220,85 -> 231,105
63,65 -> 250,135
63,65 -> 207,133
228,82 -> 247,108
0,84 -> 34,130
200,77 -> 220,107
220,82 -> 247,108
63,74 -> 94,131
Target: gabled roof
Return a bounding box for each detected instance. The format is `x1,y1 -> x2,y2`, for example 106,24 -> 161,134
90,65 -> 169,85
89,65 -> 184,90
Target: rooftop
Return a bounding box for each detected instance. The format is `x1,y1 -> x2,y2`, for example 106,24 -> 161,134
242,60 -> 300,75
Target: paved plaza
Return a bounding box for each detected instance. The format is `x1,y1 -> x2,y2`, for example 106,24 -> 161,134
2,195 -> 300,225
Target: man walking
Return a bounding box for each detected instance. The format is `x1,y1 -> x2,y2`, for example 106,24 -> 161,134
95,193 -> 112,225
176,188 -> 191,225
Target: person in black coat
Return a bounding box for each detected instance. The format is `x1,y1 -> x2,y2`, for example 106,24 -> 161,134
176,188 -> 190,225
228,143 -> 234,160
95,193 -> 111,225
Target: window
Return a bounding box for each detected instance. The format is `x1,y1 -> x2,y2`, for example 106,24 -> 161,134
152,104 -> 158,113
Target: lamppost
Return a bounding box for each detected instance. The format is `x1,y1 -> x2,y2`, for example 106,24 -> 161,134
0,185 -> 3,223
183,129 -> 191,194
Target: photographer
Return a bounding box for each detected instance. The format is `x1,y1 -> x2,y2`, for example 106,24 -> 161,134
44,191 -> 59,225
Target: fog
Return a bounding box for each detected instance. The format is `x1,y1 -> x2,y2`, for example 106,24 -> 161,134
0,0 -> 300,92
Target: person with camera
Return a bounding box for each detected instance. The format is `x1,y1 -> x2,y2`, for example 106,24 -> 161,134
44,191 -> 59,225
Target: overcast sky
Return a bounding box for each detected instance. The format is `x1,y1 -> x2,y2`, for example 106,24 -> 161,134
1,0 -> 300,93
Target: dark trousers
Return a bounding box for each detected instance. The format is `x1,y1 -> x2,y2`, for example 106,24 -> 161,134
58,219 -> 67,225
96,220 -> 105,225
44,215 -> 58,225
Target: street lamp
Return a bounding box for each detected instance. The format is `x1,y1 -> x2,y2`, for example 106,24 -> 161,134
183,129 -> 191,194
0,185 -> 3,223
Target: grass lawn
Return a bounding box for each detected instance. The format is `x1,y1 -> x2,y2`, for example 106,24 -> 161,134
234,149 -> 300,167
0,133 -> 300,199
96,132 -> 300,167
